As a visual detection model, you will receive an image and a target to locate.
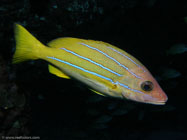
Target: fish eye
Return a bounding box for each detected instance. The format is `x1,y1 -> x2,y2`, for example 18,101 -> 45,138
141,81 -> 154,91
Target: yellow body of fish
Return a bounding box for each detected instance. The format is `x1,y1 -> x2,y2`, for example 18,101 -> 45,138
13,24 -> 168,105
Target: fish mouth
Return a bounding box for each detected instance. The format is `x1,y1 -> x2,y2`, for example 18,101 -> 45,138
146,100 -> 166,105
121,92 -> 167,105
142,93 -> 168,105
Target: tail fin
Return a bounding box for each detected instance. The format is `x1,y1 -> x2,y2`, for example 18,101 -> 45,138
13,24 -> 46,64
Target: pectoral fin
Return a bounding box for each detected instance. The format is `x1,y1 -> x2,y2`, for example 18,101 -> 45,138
48,65 -> 70,79
90,89 -> 106,96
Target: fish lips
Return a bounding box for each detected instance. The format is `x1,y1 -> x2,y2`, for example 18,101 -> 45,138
121,92 -> 168,105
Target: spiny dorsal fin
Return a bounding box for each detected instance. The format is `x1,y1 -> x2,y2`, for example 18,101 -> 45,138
48,65 -> 70,79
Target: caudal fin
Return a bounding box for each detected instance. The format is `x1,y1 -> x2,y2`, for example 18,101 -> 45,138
13,24 -> 45,63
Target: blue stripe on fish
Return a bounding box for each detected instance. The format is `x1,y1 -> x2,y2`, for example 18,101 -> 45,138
47,56 -> 144,94
116,82 -> 144,94
107,47 -> 146,72
60,48 -> 123,77
47,56 -> 115,82
79,43 -> 142,79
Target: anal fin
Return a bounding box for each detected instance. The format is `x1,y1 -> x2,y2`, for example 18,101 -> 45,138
48,65 -> 70,79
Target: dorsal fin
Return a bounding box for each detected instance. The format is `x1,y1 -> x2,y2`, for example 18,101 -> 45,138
47,37 -> 80,48
48,64 -> 70,79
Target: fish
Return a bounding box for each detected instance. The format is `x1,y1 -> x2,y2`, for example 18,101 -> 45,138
159,67 -> 181,80
166,43 -> 187,55
12,24 -> 168,105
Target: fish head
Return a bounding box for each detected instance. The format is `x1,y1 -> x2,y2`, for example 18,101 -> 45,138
119,69 -> 168,105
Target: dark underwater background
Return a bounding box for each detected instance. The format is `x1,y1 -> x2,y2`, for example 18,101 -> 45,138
0,0 -> 187,140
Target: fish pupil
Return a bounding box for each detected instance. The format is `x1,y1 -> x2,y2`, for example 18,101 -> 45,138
144,84 -> 151,91
141,81 -> 153,91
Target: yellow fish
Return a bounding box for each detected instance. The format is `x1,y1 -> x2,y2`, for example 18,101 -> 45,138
13,24 -> 168,105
